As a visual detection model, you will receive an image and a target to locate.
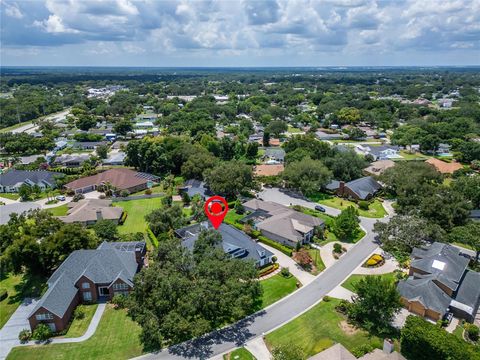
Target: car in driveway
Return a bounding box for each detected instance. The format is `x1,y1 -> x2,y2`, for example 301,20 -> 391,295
56,195 -> 66,201
314,205 -> 326,212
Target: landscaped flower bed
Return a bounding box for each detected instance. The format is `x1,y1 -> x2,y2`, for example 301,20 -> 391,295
362,254 -> 385,268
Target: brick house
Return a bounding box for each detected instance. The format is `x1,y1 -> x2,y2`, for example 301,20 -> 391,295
28,241 -> 146,332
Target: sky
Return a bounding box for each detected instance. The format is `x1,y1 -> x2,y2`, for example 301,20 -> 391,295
1,0 -> 479,67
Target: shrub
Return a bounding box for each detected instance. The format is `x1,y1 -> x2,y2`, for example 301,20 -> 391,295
112,294 -> 127,309
147,228 -> 159,248
358,201 -> 370,211
466,324 -> 479,341
18,329 -> 31,343
333,243 -> 343,253
73,306 -> 85,319
99,194 -> 106,199
72,193 -> 85,202
364,254 -> 385,267
257,236 -> 293,256
145,188 -> 152,195
351,343 -> 375,357
0,289 -> 7,301
323,295 -> 331,302
335,299 -> 351,314
32,323 -> 53,341
119,190 -> 130,198
181,191 -> 191,205
271,256 -> 277,263
280,267 -> 291,278
258,263 -> 279,277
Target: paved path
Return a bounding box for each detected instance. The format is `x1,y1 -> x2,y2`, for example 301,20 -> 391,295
245,337 -> 271,360
320,242 -> 354,269
327,285 -> 355,301
136,188 -> 387,360
259,243 -> 315,285
0,298 -> 39,360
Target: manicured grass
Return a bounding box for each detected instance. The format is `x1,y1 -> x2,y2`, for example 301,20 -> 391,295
225,209 -> 245,225
114,197 -> 164,234
265,298 -> 382,357
0,273 -> 47,329
397,150 -> 430,161
64,304 -> 98,338
314,195 -> 387,218
223,347 -> 256,360
47,204 -> 69,216
0,193 -> 20,200
307,249 -> 326,275
130,185 -> 164,196
452,241 -> 475,251
258,274 -> 298,309
341,273 -> 397,293
7,305 -> 144,360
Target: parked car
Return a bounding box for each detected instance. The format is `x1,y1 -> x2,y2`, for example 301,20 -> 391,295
314,205 -> 326,212
56,195 -> 66,201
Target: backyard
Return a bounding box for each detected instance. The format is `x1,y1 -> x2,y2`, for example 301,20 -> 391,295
258,273 -> 298,309
7,305 -> 144,360
0,273 -> 47,329
309,193 -> 387,218
265,298 -> 382,357
63,304 -> 98,338
114,197 -> 165,234
341,273 -> 397,293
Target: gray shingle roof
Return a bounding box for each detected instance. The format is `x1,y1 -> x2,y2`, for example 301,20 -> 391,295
0,169 -> 59,187
453,270 -> 480,315
345,176 -> 382,200
29,242 -> 139,318
264,148 -> 285,161
178,222 -> 273,264
0,202 -> 40,225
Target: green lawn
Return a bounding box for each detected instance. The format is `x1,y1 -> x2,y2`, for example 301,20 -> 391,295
47,204 -> 69,216
287,125 -> 302,134
341,273 -> 397,293
313,194 -> 387,218
225,209 -> 245,225
452,242 -> 475,251
223,348 -> 256,360
0,273 -> 47,329
397,150 -> 430,161
114,197 -> 165,234
64,304 -> 98,338
258,274 -> 298,309
7,306 -> 144,360
307,249 -> 326,275
265,298 -> 382,357
130,185 -> 164,196
0,193 -> 20,200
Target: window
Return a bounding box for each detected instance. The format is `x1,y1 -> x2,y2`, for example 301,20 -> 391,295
113,283 -> 129,291
82,282 -> 90,289
36,313 -> 53,321
83,291 -> 92,301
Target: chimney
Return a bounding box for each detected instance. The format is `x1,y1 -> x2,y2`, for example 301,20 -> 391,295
96,210 -> 103,221
338,181 -> 345,196
383,339 -> 394,354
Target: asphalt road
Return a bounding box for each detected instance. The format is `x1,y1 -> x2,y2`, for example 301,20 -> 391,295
9,109 -> 70,134
137,188 -> 386,360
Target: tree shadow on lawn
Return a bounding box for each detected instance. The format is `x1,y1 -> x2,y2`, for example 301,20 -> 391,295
166,310 -> 266,359
9,272 -> 47,304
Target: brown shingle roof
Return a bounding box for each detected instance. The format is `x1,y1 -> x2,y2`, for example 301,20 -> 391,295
425,158 -> 462,174
65,168 -> 158,191
254,164 -> 284,177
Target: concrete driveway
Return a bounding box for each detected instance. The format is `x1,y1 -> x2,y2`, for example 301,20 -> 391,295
0,298 -> 39,360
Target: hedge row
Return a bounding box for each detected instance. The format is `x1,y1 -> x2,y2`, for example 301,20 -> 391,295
146,228 -> 159,248
401,315 -> 480,360
257,236 -> 293,256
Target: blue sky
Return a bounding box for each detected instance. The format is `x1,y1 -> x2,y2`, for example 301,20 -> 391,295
1,0 -> 479,67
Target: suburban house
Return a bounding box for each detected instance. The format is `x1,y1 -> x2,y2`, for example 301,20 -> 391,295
102,151 -> 126,166
263,148 -> 285,164
326,176 -> 382,201
28,241 -> 146,332
315,130 -> 346,140
72,141 -> 107,151
53,153 -> 91,168
0,202 -> 40,225
179,179 -> 211,199
425,158 -> 463,174
242,199 -> 324,248
176,222 -> 274,267
0,169 -> 61,193
58,199 -> 124,225
358,145 -> 401,161
254,164 -> 284,177
397,242 -> 480,322
65,168 -> 159,194
364,160 -> 395,176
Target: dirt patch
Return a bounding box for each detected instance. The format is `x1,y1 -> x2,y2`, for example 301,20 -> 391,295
339,320 -> 359,335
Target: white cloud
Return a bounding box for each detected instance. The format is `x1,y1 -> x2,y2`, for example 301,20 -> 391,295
3,1 -> 23,18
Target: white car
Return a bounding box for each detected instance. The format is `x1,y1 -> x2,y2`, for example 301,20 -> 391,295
56,195 -> 66,201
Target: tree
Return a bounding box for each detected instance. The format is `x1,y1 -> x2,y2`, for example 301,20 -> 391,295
18,184 -> 32,201
145,204 -> 186,236
452,175 -> 480,209
32,323 -> 53,341
336,107 -> 360,124
348,276 -> 401,335
293,249 -> 312,268
333,206 -> 360,242
324,150 -> 368,182
263,131 -> 270,147
272,343 -> 306,360
75,114 -> 97,131
113,119 -> 133,135
205,161 -> 254,198
191,196 -> 207,222
181,151 -> 217,180
96,144 -> 109,159
266,120 -> 288,137
127,235 -> 261,348
374,215 -> 445,260
282,157 -> 332,196
449,222 -> 480,263
245,142 -> 259,160
346,127 -> 367,140
93,219 -> 119,242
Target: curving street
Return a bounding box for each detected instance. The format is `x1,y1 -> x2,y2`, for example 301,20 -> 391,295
136,188 -> 388,360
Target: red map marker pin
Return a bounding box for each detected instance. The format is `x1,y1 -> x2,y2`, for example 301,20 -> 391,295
204,195 -> 229,230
